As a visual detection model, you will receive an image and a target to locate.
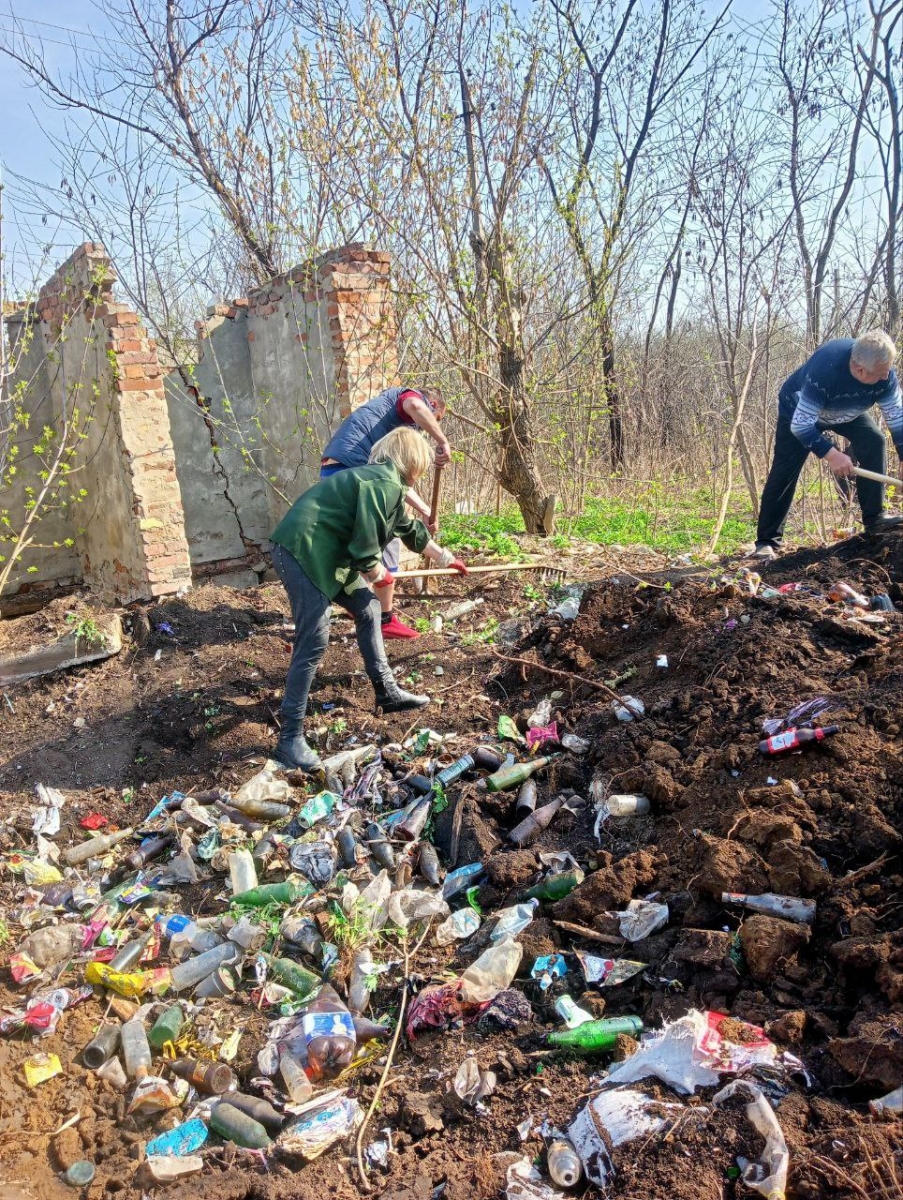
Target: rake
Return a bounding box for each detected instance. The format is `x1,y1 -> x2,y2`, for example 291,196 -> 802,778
395,561 -> 569,582
853,466 -> 903,488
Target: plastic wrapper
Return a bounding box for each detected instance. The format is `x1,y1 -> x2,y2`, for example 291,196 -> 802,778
0,985 -> 92,1037
385,888 -> 449,930
611,695 -> 645,722
436,908 -> 481,945
568,1088 -> 684,1187
713,1080 -> 788,1200
616,899 -> 669,941
505,1154 -> 566,1200
127,1074 -> 187,1116
234,764 -> 291,804
289,840 -> 336,887
549,584 -> 585,621
454,1057 -> 497,1104
278,1095 -> 364,1160
22,1052 -> 62,1086
526,722 -> 558,751
146,1155 -> 204,1182
497,715 -> 526,744
146,1118 -> 209,1157
575,954 -> 647,987
531,954 -> 567,990
605,1009 -> 778,1095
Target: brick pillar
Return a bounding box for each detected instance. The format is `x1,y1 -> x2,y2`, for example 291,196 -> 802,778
317,244 -> 398,417
35,244 -> 191,603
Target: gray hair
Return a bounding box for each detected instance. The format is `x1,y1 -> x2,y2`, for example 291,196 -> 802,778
851,329 -> 897,371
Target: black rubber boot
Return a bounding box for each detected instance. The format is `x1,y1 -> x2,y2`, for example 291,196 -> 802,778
864,513 -> 903,534
373,680 -> 431,714
273,724 -> 323,773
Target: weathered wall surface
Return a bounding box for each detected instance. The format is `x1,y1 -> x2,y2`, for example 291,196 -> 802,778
2,241 -> 399,605
2,244 -> 191,605
166,243 -> 398,566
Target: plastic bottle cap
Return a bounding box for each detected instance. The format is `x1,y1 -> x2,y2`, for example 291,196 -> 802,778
63,1161 -> 96,1187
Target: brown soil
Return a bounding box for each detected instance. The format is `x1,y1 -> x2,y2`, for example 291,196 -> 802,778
0,532 -> 901,1200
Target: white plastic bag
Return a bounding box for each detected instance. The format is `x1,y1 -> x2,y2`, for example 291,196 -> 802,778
713,1080 -> 788,1200
616,899 -> 669,941
505,1155 -> 565,1200
568,1088 -> 683,1187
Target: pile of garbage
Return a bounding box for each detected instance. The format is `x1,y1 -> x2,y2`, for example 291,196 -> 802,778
3,541 -> 902,1199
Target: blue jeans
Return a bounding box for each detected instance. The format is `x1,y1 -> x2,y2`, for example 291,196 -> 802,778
271,544 -> 393,724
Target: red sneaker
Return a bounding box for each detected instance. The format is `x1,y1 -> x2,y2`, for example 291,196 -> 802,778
381,614 -> 420,640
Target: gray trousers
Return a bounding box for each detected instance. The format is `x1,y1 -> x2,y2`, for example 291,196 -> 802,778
271,544 -> 393,726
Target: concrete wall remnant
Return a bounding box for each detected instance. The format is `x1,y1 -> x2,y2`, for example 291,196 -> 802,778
1,241 -> 400,606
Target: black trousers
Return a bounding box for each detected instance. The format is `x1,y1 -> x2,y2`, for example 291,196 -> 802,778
756,413 -> 887,548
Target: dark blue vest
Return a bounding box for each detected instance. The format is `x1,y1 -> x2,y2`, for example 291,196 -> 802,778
322,387 -> 418,467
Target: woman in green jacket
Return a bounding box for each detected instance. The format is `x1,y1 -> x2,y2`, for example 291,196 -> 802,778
269,426 -> 468,772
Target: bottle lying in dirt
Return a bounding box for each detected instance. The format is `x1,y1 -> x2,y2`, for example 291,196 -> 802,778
231,881 -> 310,907
210,1102 -> 271,1149
109,930 -> 154,973
279,1049 -> 313,1102
515,778 -> 537,816
302,984 -> 357,1078
485,757 -> 552,793
546,1015 -> 643,1052
459,938 -> 523,1004
547,1139 -> 583,1188
758,725 -> 839,755
396,796 -> 432,840
509,796 -> 563,847
120,1018 -> 153,1079
522,870 -> 584,902
869,1086 -> 903,1116
82,1023 -> 120,1069
221,1091 -> 285,1133
435,754 -> 476,788
169,942 -> 240,992
63,827 -> 134,866
260,952 -> 321,999
148,1004 -> 184,1051
171,1057 -> 233,1095
721,891 -> 816,923
827,581 -> 870,608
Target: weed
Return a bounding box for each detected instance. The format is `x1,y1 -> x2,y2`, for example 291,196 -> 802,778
65,611 -> 105,646
0,918 -> 9,947
460,617 -> 499,647
328,716 -> 348,735
413,617 -> 431,633
122,786 -> 135,805
522,582 -> 543,601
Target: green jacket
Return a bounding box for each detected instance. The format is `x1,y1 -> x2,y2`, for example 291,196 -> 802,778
270,461 -> 431,599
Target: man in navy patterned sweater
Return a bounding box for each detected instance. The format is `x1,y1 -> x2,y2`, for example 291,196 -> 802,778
753,329 -> 903,559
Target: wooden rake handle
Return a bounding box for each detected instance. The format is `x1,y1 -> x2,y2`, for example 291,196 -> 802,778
395,562 -> 542,579
429,464 -> 445,526
853,466 -> 903,488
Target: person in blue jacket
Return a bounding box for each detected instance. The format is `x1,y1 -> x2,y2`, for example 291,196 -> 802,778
321,385 -> 451,637
753,329 -> 903,559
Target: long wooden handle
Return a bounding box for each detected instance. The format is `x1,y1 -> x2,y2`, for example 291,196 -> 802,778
395,561 -> 541,579
429,465 -> 444,525
853,465 -> 903,487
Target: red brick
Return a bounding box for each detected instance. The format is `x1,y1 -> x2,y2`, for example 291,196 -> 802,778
117,378 -> 164,393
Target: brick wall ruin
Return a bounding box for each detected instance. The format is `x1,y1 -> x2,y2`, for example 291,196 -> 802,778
1,242 -> 399,606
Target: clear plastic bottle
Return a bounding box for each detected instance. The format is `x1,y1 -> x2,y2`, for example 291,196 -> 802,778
279,1049 -> 313,1102
229,849 -> 258,895
302,984 -> 357,1078
347,947 -> 374,1014
169,942 -> 240,992
870,1085 -> 903,1115
459,938 -> 523,1003
547,1139 -> 582,1188
120,1019 -> 152,1079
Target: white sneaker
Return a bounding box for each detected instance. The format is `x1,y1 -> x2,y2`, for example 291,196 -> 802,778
750,544 -> 777,560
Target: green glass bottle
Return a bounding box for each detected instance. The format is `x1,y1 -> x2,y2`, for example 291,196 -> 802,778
148,1004 -> 184,1050
210,1102 -> 271,1149
523,870 -> 584,902
231,880 -> 311,907
546,1015 -> 643,1052
485,757 -> 551,793
259,952 -> 320,999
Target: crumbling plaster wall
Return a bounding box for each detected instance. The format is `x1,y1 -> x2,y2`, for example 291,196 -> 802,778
164,244 -> 399,571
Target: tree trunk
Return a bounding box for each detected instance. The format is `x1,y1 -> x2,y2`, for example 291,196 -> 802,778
600,314 -> 625,470
494,345 -> 556,535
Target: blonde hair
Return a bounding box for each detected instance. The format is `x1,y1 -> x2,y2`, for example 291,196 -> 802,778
852,329 -> 897,371
369,426 -> 433,481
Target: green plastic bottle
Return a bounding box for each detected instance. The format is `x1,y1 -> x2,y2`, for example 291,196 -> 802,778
546,1015 -> 643,1052
259,952 -> 320,999
485,757 -> 551,792
523,870 -> 584,902
231,880 -> 310,907
148,1004 -> 184,1051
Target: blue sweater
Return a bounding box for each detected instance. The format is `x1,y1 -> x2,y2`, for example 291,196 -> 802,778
779,338 -> 903,458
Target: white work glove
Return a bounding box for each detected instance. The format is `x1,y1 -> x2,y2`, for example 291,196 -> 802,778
424,542 -> 454,568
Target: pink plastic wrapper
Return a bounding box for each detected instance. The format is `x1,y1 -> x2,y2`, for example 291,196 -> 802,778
525,722 -> 559,751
